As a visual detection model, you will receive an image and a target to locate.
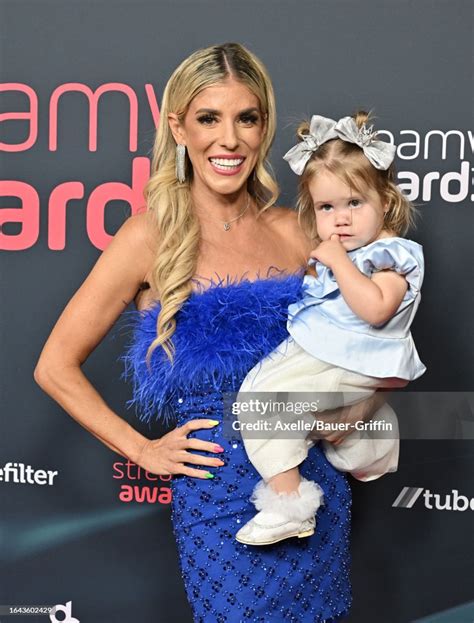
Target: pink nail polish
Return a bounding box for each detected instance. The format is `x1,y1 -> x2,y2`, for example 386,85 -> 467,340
214,445 -> 224,453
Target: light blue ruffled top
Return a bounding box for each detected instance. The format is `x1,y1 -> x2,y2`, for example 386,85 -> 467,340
287,237 -> 426,380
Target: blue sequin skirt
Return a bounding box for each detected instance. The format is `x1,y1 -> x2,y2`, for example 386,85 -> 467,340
170,381 -> 352,623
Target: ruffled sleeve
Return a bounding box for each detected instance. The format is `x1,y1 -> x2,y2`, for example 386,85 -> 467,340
355,238 -> 424,300
302,257 -> 340,299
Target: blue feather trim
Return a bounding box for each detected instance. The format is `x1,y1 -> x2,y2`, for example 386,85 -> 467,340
118,270 -> 304,425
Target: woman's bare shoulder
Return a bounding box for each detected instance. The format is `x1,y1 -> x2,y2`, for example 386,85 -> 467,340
117,210 -> 159,254
263,205 -> 313,255
263,204 -> 300,227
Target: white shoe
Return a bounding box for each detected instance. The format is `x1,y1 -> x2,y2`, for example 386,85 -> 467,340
235,478 -> 324,546
236,511 -> 316,545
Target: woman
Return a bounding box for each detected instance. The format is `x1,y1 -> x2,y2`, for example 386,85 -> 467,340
35,43 -> 384,622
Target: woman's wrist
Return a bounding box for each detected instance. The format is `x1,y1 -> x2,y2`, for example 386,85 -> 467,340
121,423 -> 152,465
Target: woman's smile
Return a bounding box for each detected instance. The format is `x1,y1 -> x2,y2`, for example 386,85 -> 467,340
208,154 -> 246,175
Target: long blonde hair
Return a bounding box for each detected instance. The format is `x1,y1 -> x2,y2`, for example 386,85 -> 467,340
144,43 -> 278,366
296,111 -> 416,244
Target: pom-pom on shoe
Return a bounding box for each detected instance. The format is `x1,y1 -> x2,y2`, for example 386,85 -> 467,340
235,477 -> 324,546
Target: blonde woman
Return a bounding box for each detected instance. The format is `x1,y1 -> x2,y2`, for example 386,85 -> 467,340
35,43 -> 384,622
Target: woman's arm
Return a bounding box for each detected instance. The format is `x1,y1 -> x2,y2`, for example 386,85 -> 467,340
34,213 -> 223,477
34,213 -> 156,463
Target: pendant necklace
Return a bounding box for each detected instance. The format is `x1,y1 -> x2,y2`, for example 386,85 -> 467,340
219,194 -> 251,231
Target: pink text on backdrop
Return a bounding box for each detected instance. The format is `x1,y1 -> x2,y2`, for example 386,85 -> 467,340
0,82 -> 160,250
0,82 -> 161,151
0,157 -> 151,250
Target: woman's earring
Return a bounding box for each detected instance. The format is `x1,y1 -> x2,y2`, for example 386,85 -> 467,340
175,144 -> 186,183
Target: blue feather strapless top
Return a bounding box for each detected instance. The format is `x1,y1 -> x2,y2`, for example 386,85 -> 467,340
119,271 -> 305,426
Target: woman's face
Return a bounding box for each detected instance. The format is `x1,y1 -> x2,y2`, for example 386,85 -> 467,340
169,78 -> 266,198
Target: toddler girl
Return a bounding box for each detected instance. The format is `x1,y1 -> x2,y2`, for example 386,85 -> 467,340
235,112 -> 426,546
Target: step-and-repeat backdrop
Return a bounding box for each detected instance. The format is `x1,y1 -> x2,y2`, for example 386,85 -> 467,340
1,1 -> 472,622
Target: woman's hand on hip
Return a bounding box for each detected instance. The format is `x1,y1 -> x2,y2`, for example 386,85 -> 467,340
134,419 -> 225,478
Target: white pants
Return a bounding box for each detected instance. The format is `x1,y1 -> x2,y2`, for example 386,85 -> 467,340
236,337 -> 399,482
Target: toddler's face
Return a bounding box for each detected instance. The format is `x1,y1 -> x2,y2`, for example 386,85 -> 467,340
309,170 -> 388,251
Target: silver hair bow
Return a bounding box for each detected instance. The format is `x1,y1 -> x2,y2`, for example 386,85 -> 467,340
334,116 -> 397,170
283,115 -> 338,175
283,114 -> 397,175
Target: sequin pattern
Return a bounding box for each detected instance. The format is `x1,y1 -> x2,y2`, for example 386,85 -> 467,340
122,274 -> 352,622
